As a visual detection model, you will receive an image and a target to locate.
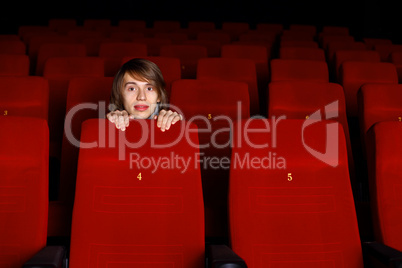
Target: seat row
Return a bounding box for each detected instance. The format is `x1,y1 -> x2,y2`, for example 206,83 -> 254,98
2,114 -> 402,267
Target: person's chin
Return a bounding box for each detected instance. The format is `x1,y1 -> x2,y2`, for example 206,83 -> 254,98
133,111 -> 151,119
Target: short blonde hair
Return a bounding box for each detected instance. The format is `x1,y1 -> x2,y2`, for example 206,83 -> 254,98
109,58 -> 168,111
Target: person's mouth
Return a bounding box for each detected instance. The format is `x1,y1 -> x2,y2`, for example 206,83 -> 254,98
134,105 -> 149,112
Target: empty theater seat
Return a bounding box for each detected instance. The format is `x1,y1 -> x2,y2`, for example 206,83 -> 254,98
267,81 -> 356,192
357,83 -> 402,149
0,40 -> 26,55
334,50 -> 381,82
366,121 -> 402,253
279,47 -> 326,61
43,56 -> 104,159
0,116 -> 49,268
197,57 -> 259,115
68,119 -> 205,267
228,119 -> 364,267
170,79 -> 250,238
0,54 -> 30,76
270,59 -> 329,82
0,76 -> 48,120
339,61 -> 398,118
47,76 -> 113,237
160,44 -> 208,79
35,43 -> 87,76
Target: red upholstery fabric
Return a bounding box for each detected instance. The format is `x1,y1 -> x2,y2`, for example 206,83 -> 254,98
160,45 -> 208,79
366,121 -> 402,252
0,76 -> 48,120
0,116 -> 49,268
268,81 -> 355,190
270,59 -> 329,83
280,40 -> 319,48
0,55 -> 29,76
339,61 -> 398,117
363,38 -> 392,50
357,83 -> 402,148
221,22 -> 250,40
0,40 -> 26,55
133,38 -> 173,56
279,47 -> 326,61
35,43 -> 86,75
334,50 -> 381,82
229,119 -> 363,268
69,119 -> 204,268
47,77 -> 114,237
170,79 -> 249,238
197,57 -> 259,115
197,31 -> 232,45
319,35 -> 355,50
43,56 -> 104,159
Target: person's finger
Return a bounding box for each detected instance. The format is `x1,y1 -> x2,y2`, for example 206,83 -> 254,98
107,112 -> 114,123
164,112 -> 177,130
157,109 -> 167,128
118,114 -> 126,131
160,110 -> 173,132
171,113 -> 182,125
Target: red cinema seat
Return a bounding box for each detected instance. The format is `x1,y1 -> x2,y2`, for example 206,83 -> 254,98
390,51 -> 402,83
279,47 -> 326,61
160,44 -> 208,79
319,35 -> 355,50
170,79 -> 249,238
154,32 -> 189,44
221,22 -> 249,40
357,83 -> 402,149
67,29 -> 104,42
121,56 -> 181,98
366,122 -> 402,253
99,42 -> 148,77
0,54 -> 29,76
0,34 -> 21,41
187,21 -> 216,38
83,19 -> 111,30
197,57 -> 259,115
373,44 -> 402,62
270,59 -> 329,83
133,37 -> 172,56
0,40 -> 26,55
35,43 -> 87,75
221,44 -> 269,100
267,81 -> 355,191
280,40 -> 319,48
43,56 -> 104,159
363,38 -> 392,50
18,26 -> 55,43
118,20 -> 146,31
321,26 -> 350,35
183,39 -> 222,57
256,23 -> 283,35
334,50 -> 381,82
0,76 -> 48,120
229,119 -> 363,267
153,20 -> 181,32
0,116 -> 49,268
289,24 -> 317,34
280,30 -> 315,42
325,41 -> 366,73
47,77 -> 113,237
339,61 -> 398,118
197,31 -> 232,45
68,119 -> 205,268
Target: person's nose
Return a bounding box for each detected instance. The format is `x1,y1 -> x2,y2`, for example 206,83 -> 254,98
136,88 -> 146,101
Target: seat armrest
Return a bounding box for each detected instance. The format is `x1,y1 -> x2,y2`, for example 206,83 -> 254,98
208,244 -> 247,268
23,246 -> 66,268
363,241 -> 402,268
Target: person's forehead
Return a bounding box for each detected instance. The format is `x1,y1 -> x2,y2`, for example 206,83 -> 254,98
123,72 -> 151,85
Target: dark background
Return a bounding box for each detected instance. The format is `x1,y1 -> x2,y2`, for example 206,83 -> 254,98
1,0 -> 401,43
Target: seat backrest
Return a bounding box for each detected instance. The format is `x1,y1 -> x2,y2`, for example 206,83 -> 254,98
0,76 -> 48,120
270,59 -> 329,83
366,121 -> 402,252
0,54 -> 29,76
59,77 -> 114,204
334,50 -> 381,81
0,116 -> 49,268
0,40 -> 26,55
36,43 -> 87,75
229,119 -> 363,268
69,119 -> 204,268
279,47 -> 326,61
340,61 -> 398,117
357,83 -> 402,144
197,57 -> 259,115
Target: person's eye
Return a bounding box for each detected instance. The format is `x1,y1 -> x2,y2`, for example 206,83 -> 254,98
128,87 -> 136,91
147,87 -> 153,91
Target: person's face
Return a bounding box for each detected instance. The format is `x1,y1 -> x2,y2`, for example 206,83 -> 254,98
121,73 -> 160,119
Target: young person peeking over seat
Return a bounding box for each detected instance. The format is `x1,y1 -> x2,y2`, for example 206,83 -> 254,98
107,58 -> 182,131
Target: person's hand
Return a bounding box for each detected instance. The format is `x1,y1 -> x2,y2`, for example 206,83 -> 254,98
106,110 -> 134,131
154,109 -> 182,132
